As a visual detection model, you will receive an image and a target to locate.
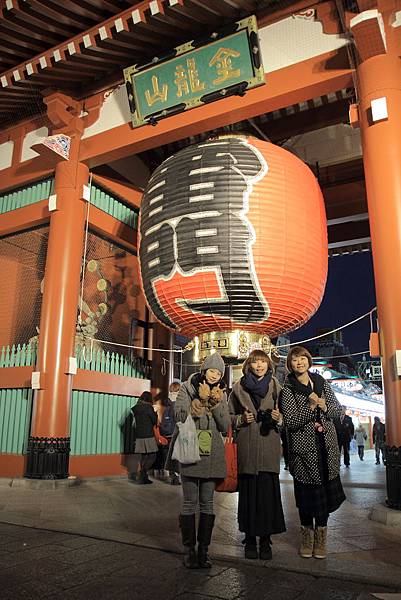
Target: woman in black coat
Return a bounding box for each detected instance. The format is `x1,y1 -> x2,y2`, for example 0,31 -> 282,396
280,346 -> 345,560
131,391 -> 157,484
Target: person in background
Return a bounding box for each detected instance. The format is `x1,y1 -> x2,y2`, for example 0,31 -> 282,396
229,349 -> 286,560
167,353 -> 230,569
335,406 -> 355,468
169,381 -> 181,404
130,391 -> 157,484
372,416 -> 386,465
280,346 -> 345,560
354,423 -> 367,461
281,428 -> 289,470
168,381 -> 182,483
153,391 -> 181,485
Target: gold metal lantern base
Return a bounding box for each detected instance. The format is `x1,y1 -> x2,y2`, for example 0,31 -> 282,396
193,330 -> 280,363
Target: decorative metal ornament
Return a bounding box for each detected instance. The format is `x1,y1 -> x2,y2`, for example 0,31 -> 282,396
193,330 -> 281,362
96,279 -> 107,292
87,260 -> 98,272
139,135 -> 328,358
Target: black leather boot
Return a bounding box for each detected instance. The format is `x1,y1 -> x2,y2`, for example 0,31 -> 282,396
244,535 -> 258,559
197,513 -> 215,568
179,514 -> 198,569
259,535 -> 272,560
137,470 -> 153,484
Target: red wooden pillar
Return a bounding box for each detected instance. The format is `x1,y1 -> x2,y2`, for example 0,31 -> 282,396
26,143 -> 89,478
351,8 -> 401,508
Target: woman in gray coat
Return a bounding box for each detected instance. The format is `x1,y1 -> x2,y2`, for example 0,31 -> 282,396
172,352 -> 230,569
229,350 -> 286,560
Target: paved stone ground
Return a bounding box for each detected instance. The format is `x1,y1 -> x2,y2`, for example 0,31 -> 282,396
1,450 -> 401,598
0,522 -> 399,600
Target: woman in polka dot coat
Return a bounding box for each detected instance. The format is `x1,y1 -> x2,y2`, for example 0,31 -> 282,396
279,346 -> 345,560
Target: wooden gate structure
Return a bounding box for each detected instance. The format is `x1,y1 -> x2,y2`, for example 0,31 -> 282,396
0,0 -> 400,506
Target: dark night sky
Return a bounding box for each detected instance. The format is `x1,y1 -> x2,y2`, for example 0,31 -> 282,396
288,251 -> 377,354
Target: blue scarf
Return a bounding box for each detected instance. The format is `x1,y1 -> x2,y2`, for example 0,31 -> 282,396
241,370 -> 272,410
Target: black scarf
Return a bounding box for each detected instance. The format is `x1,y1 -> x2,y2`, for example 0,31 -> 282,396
287,371 -> 325,424
286,371 -> 324,398
241,370 -> 272,410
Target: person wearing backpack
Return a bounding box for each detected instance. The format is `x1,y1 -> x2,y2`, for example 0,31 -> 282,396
153,392 -> 181,485
130,391 -> 158,484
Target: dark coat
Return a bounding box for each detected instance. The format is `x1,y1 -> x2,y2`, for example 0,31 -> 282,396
372,421 -> 386,445
132,401 -> 157,439
335,414 -> 354,444
280,379 -> 342,485
228,376 -> 282,475
166,374 -> 230,479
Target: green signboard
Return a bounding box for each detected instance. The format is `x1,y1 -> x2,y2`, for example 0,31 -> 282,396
124,16 -> 265,128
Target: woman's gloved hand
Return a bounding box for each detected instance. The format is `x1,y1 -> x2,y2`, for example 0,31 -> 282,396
209,386 -> 223,407
191,399 -> 205,417
199,382 -> 211,402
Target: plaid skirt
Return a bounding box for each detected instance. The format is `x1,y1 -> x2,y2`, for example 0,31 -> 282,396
293,431 -> 345,519
294,476 -> 345,520
134,436 -> 158,454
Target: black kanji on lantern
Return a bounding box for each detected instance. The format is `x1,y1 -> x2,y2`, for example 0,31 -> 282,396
139,138 -> 270,329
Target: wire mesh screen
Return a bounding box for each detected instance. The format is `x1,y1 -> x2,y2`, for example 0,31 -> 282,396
77,230 -> 144,371
0,226 -> 49,349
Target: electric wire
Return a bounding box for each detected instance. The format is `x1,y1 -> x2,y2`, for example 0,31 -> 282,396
78,172 -> 93,326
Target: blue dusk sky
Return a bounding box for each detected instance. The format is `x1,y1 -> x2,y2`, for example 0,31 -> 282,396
289,251 -> 377,354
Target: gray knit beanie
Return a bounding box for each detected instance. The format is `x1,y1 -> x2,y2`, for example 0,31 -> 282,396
201,353 -> 225,375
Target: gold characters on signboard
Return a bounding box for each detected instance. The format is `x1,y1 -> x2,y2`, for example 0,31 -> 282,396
209,48 -> 241,84
145,75 -> 168,106
143,46 -> 242,107
175,58 -> 206,97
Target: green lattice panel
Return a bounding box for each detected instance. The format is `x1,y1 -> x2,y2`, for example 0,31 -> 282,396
0,179 -> 54,215
70,391 -> 138,455
90,184 -> 138,229
0,388 -> 33,454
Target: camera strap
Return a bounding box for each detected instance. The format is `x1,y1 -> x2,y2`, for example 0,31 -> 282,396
272,378 -> 278,409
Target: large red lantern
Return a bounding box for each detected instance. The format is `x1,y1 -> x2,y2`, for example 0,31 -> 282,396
139,135 -> 327,358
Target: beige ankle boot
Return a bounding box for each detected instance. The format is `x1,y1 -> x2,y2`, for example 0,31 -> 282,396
313,526 -> 327,559
299,526 -> 314,558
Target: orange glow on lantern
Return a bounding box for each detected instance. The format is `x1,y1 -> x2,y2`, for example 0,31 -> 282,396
138,135 -> 327,345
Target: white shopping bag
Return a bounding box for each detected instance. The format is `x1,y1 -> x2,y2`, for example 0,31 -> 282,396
350,439 -> 357,455
172,414 -> 201,464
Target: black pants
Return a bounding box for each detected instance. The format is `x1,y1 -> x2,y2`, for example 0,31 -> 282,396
131,453 -> 156,476
338,440 -> 350,466
281,431 -> 289,468
357,445 -> 364,460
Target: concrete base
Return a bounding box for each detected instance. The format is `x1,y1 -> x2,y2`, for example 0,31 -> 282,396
370,503 -> 401,526
5,476 -> 81,490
